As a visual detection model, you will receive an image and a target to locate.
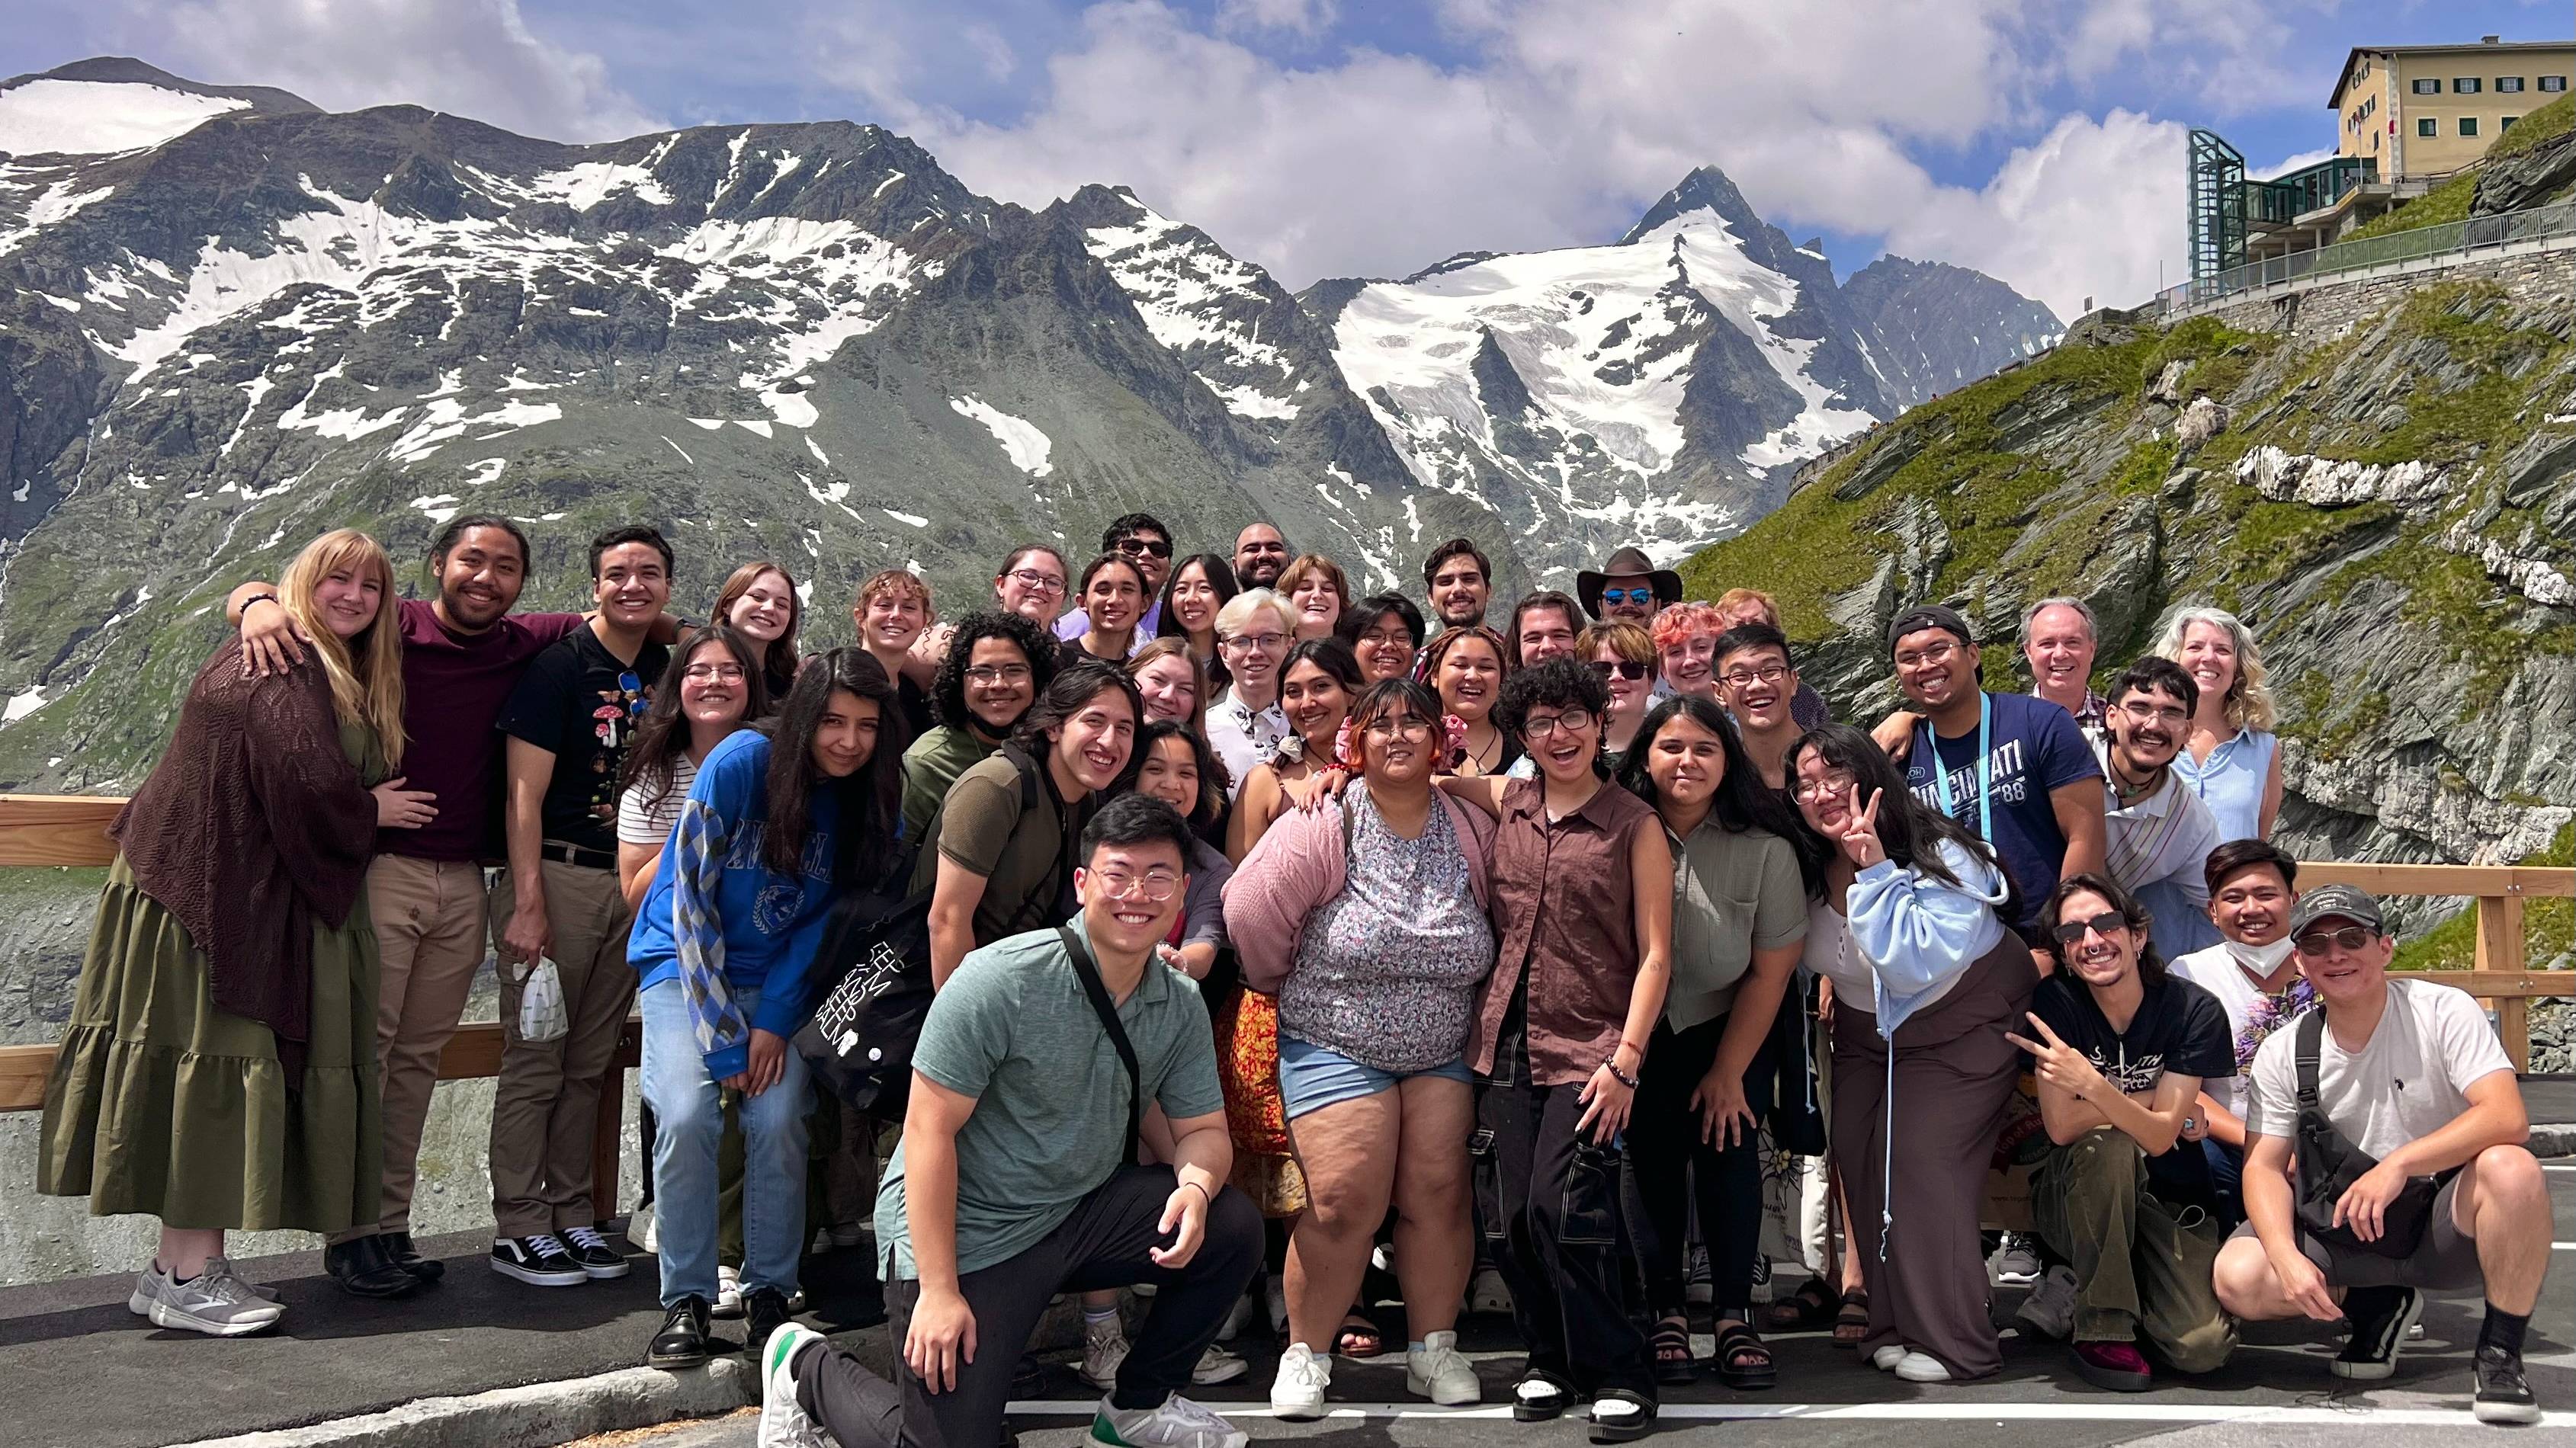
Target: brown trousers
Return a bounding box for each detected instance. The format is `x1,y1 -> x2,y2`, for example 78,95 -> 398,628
487,858 -> 635,1237
330,854 -> 490,1243
1828,943 -> 2037,1380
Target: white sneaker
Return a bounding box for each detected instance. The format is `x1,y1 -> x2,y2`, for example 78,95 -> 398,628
147,1257 -> 287,1337
713,1264 -> 745,1318
758,1321 -> 827,1448
1469,1267 -> 1513,1315
1080,1316 -> 1132,1389
1265,1273 -> 1288,1335
1096,1392 -> 1249,1448
2015,1264 -> 2077,1341
1191,1344 -> 1250,1386
1216,1284 -> 1259,1343
130,1262 -> 277,1315
1406,1329 -> 1480,1405
1987,1232 -> 2041,1286
1870,1344 -> 1907,1371
1269,1341 -> 1331,1420
1893,1350 -> 1953,1382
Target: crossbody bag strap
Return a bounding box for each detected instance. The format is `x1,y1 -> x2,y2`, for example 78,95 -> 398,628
2294,1007 -> 2325,1109
1060,924 -> 1143,1167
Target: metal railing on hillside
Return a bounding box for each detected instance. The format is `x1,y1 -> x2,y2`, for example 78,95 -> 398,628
2157,200 -> 2576,315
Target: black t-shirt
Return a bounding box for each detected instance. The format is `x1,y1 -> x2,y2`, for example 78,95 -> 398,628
2029,972 -> 2234,1096
898,674 -> 934,742
496,626 -> 671,855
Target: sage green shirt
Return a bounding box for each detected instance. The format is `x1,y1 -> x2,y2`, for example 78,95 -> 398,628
901,723 -> 996,841
1663,819 -> 1809,1030
874,916 -> 1224,1278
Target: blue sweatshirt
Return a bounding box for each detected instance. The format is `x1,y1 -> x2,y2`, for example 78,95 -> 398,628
1846,837 -> 2011,1037
627,730 -> 841,1079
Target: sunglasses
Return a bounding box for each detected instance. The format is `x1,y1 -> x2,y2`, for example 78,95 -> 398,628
1115,537 -> 1173,559
1599,587 -> 1657,604
2294,924 -> 2377,956
2051,911 -> 2128,944
1586,659 -> 1650,681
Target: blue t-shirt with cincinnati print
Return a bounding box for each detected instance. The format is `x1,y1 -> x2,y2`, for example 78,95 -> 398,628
1906,690 -> 2101,934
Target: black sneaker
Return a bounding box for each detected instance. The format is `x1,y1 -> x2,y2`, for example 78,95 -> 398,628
383,1231 -> 444,1283
649,1296 -> 718,1370
325,1235 -> 422,1299
2333,1286 -> 2421,1381
743,1286 -> 794,1356
490,1234 -> 589,1287
2473,1344 -> 2539,1424
560,1224 -> 630,1280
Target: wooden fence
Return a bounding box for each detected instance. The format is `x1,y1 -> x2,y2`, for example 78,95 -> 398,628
1,796 -> 2569,1216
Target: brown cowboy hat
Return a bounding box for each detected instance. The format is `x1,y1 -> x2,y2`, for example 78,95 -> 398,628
1577,546 -> 1684,619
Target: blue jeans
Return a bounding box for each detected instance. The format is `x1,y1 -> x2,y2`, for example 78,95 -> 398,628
640,979 -> 811,1307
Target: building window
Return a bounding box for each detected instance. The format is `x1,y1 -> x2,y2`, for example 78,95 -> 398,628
2453,77 -> 2482,94
2497,75 -> 2524,93
2503,116 -> 2520,133
2419,117 -> 2439,136
2543,75 -> 2569,92
2413,78 -> 2441,94
2459,117 -> 2479,137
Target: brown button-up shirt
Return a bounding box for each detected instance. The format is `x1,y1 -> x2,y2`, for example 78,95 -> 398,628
1469,777 -> 1657,1086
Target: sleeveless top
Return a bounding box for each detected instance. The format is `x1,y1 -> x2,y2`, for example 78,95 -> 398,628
2172,727 -> 2276,843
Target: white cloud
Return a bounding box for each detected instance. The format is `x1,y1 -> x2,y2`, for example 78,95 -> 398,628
1215,0 -> 1339,36
110,0 -> 662,142
2254,146 -> 2339,181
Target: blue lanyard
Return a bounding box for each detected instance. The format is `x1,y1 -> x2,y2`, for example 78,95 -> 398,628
1927,692 -> 1994,844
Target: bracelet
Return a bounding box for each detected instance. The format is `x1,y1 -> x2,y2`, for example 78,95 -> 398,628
1180,1180 -> 1212,1204
1604,1059 -> 1641,1091
241,592 -> 281,615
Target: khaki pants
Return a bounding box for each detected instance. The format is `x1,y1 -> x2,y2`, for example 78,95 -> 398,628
488,858 -> 636,1237
330,854 -> 491,1244
2033,1128 -> 2236,1372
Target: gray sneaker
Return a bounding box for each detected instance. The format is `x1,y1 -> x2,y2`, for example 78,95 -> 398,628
146,1257 -> 287,1337
2015,1264 -> 2077,1341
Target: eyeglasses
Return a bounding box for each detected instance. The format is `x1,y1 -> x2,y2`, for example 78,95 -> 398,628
1359,628 -> 1415,649
2294,925 -> 2377,956
1004,568 -> 1066,596
1599,587 -> 1657,604
1792,770 -> 1859,802
2051,911 -> 2128,944
1721,663 -> 1788,688
2117,700 -> 2189,726
1522,709 -> 1595,738
964,664 -> 1033,686
1587,659 -> 1650,681
1115,537 -> 1173,559
1364,716 -> 1436,740
1894,640 -> 1962,671
1221,631 -> 1287,653
682,664 -> 746,683
1092,868 -> 1182,902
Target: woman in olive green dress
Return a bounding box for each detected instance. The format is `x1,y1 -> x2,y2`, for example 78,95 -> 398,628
39,527 -> 430,1335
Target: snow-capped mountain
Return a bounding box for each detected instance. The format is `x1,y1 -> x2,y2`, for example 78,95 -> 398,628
0,58 -> 2054,788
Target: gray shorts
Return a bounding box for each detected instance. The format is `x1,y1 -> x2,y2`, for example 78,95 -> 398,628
2228,1173 -> 2481,1293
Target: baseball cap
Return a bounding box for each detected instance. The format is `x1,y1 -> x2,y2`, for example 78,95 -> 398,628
1886,604 -> 1974,657
2288,883 -> 2386,938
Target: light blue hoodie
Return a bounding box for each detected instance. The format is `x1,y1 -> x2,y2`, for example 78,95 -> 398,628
1846,838 -> 2011,1037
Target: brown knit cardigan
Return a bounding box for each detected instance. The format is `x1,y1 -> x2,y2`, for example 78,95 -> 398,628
112,640 -> 378,1078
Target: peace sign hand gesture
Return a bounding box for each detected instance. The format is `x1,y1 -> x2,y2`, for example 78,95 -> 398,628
2003,1013 -> 2107,1102
1836,784 -> 1887,869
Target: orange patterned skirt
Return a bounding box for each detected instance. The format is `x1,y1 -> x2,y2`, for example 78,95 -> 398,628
1211,985 -> 1305,1216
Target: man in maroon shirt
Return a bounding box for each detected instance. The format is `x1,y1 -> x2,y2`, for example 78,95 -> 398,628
229,517 -> 588,1296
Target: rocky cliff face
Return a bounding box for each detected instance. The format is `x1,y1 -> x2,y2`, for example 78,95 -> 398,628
1683,275 -> 2574,943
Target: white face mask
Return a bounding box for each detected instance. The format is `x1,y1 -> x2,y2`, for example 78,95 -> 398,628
2226,937 -> 2295,974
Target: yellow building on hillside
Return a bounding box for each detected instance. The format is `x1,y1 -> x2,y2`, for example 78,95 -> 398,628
2332,36 -> 2574,180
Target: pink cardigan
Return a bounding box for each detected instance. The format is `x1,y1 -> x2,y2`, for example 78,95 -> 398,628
1222,788 -> 1497,993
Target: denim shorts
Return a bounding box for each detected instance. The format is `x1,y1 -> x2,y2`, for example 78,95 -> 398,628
1278,1035 -> 1471,1119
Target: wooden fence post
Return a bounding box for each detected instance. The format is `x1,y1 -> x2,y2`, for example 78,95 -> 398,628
2473,893 -> 2530,1070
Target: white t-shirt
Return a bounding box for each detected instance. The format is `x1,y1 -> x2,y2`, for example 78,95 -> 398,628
2245,978 -> 2513,1163
2170,939 -> 2307,1119
615,754 -> 700,849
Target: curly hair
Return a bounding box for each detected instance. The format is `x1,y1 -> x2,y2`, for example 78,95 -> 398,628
1494,655 -> 1609,740
930,609 -> 1057,732
1650,601 -> 1727,654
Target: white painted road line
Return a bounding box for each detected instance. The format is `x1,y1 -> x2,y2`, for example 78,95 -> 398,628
1006,1401 -> 2574,1427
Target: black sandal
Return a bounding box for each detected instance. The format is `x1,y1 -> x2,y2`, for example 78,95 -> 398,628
1764,1278 -> 1836,1331
1333,1313 -> 1385,1359
1832,1288 -> 1871,1349
1651,1314 -> 1696,1386
1588,1389 -> 1657,1443
1712,1321 -> 1777,1391
1512,1372 -> 1572,1423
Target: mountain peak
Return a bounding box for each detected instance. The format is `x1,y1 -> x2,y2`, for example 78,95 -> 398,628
1619,164 -> 1760,244
0,55 -> 317,159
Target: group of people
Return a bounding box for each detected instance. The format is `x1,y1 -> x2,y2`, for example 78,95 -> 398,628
32,510 -> 2553,1448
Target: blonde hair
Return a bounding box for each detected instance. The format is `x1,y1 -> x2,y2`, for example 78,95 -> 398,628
1126,636 -> 1210,737
1578,620 -> 1657,667
1214,587 -> 1297,642
280,528 -> 406,767
1712,587 -> 1781,627
2154,605 -> 2277,732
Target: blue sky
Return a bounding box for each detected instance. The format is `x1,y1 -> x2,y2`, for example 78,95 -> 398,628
5,1 -> 2567,316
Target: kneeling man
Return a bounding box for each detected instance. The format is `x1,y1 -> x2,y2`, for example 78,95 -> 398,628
2212,886 -> 2550,1424
759,793 -> 1262,1448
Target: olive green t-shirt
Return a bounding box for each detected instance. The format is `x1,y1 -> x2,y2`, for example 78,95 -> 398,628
1664,819 -> 1811,1030
908,747 -> 1082,946
874,916 -> 1225,1278
901,724 -> 997,841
